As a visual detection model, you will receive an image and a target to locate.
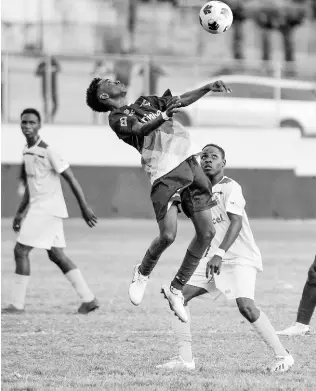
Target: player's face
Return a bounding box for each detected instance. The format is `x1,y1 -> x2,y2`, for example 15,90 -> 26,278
21,113 -> 40,140
98,79 -> 127,101
201,146 -> 225,178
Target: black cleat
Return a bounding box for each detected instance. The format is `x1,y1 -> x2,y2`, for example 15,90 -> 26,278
2,304 -> 25,314
77,298 -> 99,314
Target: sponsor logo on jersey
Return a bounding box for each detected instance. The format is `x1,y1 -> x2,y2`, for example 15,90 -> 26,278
212,213 -> 225,225
140,110 -> 162,123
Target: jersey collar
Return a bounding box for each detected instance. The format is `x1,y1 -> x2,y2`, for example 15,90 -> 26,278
26,137 -> 41,149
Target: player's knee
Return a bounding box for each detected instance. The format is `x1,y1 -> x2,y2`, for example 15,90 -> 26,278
197,226 -> 215,244
47,248 -> 66,264
159,231 -> 176,247
14,243 -> 27,261
236,299 -> 258,323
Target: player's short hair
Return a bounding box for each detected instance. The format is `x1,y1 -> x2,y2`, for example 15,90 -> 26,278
202,143 -> 226,160
86,77 -> 111,113
21,108 -> 41,123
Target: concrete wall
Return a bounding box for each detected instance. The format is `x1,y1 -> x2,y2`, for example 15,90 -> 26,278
2,124 -> 316,219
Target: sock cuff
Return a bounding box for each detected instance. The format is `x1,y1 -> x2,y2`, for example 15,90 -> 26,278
65,268 -> 80,280
14,273 -> 30,283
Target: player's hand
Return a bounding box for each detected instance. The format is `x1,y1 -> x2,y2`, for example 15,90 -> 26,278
210,80 -> 232,94
206,255 -> 223,278
81,206 -> 98,228
12,214 -> 23,233
165,98 -> 182,117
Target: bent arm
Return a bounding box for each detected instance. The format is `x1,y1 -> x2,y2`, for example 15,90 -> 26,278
218,212 -> 242,252
61,167 -> 88,211
179,84 -> 212,107
131,115 -> 166,137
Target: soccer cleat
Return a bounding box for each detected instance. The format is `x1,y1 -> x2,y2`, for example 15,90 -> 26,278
161,284 -> 188,323
156,356 -> 195,370
1,304 -> 25,314
128,264 -> 149,306
77,298 -> 99,314
276,323 -> 310,336
268,350 -> 294,373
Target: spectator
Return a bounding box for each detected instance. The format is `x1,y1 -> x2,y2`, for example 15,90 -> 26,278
35,56 -> 61,123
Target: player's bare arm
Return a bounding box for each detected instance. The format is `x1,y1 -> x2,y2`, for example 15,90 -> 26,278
129,101 -> 181,136
178,80 -> 232,108
61,168 -> 98,228
206,212 -> 242,278
13,185 -> 30,233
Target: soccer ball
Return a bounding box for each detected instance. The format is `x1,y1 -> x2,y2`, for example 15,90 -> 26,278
199,1 -> 233,34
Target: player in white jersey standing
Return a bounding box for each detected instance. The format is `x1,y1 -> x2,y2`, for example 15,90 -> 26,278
157,144 -> 294,372
2,108 -> 99,315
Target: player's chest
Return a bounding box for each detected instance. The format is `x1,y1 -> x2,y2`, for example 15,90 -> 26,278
211,190 -> 227,225
127,105 -> 162,123
24,152 -> 51,175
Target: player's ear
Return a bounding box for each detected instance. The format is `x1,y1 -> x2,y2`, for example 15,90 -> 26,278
222,159 -> 226,168
99,93 -> 109,101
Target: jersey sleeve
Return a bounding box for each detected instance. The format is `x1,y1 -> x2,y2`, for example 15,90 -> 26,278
224,183 -> 246,216
47,147 -> 70,174
144,89 -> 175,111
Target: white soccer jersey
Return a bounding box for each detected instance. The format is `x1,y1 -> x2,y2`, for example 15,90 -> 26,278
209,176 -> 262,271
23,138 -> 69,218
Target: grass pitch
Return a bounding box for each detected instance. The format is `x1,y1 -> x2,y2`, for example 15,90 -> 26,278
1,218 -> 316,390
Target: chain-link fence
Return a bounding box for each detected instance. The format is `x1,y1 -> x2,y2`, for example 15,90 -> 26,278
2,52 -> 316,135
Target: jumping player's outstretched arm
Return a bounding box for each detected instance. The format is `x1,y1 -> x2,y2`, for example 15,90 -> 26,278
178,80 -> 231,108
61,168 -> 97,228
13,185 -> 30,232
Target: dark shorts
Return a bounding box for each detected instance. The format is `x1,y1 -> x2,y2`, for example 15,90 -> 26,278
151,156 -> 215,222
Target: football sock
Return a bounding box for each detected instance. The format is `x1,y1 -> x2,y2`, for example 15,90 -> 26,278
10,273 -> 30,309
252,311 -> 288,357
172,306 -> 193,363
139,250 -> 159,277
171,250 -> 201,291
65,269 -> 94,303
296,280 -> 316,325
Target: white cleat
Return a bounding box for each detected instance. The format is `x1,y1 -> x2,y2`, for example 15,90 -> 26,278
156,356 -> 195,370
128,264 -> 149,306
161,285 -> 188,323
268,350 -> 294,373
276,323 -> 310,336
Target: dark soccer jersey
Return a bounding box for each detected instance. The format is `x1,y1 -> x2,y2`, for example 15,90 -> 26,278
109,89 -> 200,184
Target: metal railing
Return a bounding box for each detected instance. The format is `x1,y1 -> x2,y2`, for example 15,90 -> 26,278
1,52 -> 315,130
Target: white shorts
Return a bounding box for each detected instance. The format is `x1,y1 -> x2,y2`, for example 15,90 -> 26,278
187,257 -> 257,300
17,211 -> 66,250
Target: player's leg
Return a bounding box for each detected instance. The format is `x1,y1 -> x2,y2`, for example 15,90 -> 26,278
236,297 -> 294,372
129,203 -> 178,306
51,88 -> 58,122
47,246 -> 99,314
157,284 -> 207,370
158,256 -> 214,369
2,242 -> 33,313
277,255 -> 316,336
161,209 -> 215,322
162,158 -> 215,322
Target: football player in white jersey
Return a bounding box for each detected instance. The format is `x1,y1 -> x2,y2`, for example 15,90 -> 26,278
2,108 -> 99,315
157,144 -> 294,373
